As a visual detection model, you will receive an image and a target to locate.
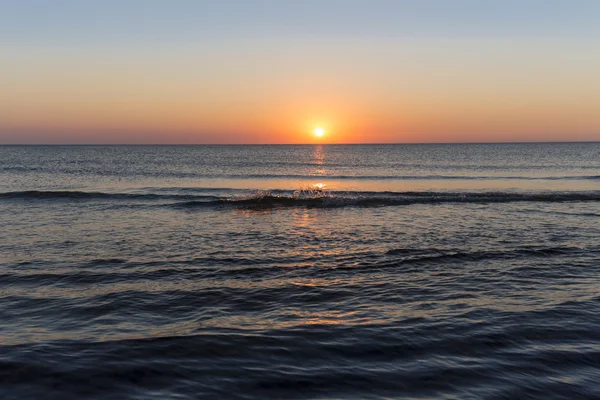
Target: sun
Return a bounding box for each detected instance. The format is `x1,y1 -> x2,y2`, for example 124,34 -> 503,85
313,127 -> 325,137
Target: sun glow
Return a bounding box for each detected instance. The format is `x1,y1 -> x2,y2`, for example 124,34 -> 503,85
314,127 -> 325,137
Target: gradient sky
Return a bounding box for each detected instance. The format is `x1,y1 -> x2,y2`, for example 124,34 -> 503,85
1,0 -> 599,144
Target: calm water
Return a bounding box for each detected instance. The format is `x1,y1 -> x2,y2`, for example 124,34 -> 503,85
1,143 -> 599,399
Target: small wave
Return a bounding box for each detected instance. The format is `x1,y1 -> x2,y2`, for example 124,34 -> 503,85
334,245 -> 591,273
0,190 -> 218,201
0,166 -> 40,172
3,189 -> 600,209
385,246 -> 581,262
172,191 -> 600,210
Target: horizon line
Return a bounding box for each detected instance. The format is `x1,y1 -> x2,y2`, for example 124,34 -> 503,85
1,140 -> 599,146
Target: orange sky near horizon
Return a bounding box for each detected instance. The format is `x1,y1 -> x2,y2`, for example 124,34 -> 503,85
2,36 -> 600,144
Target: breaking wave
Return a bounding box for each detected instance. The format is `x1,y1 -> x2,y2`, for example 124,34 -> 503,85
173,190 -> 600,210
3,189 -> 600,209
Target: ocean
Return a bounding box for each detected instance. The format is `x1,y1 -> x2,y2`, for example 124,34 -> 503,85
1,143 -> 599,399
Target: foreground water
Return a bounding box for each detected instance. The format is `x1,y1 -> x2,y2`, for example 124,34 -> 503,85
1,143 -> 599,399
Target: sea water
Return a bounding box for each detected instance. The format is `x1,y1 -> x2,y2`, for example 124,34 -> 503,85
1,143 -> 599,399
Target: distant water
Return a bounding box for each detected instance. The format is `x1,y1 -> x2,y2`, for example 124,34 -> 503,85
1,143 -> 599,399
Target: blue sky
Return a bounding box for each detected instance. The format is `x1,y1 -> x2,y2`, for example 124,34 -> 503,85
3,0 -> 599,44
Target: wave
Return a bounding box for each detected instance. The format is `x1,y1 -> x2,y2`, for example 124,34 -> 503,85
0,190 -> 218,201
5,245 -> 588,285
385,246 -> 581,261
3,189 -> 600,209
174,191 -> 600,210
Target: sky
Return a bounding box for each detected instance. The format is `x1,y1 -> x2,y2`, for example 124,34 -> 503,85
1,0 -> 599,144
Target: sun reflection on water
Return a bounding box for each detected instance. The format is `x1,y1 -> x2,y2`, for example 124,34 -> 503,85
312,144 -> 327,178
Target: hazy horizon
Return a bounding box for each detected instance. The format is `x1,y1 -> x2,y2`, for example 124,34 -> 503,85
1,140 -> 599,146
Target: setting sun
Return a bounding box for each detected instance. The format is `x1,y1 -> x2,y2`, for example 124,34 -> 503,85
314,127 -> 325,137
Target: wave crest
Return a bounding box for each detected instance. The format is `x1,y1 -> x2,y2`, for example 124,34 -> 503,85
174,190 -> 600,210
3,189 -> 600,209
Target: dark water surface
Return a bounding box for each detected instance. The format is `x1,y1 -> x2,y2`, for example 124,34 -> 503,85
1,143 -> 599,399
